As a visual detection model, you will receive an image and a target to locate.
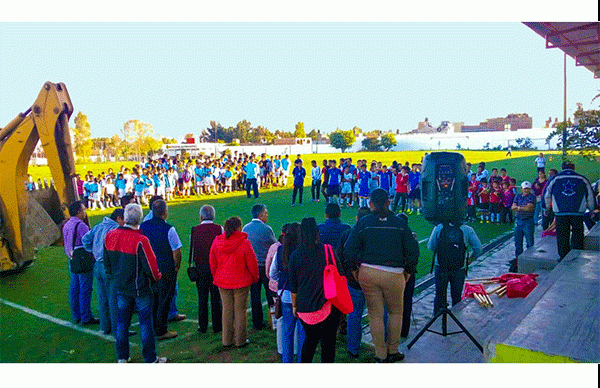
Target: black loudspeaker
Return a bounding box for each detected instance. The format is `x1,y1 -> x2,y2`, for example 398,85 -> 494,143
421,152 -> 468,223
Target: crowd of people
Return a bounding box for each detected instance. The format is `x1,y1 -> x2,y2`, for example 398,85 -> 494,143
60,150 -> 598,364
66,152 -> 301,210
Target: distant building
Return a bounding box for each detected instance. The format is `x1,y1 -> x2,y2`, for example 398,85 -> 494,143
273,137 -> 312,146
461,113 -> 532,133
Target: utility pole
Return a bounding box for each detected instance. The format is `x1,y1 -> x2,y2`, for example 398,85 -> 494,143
563,52 -> 567,158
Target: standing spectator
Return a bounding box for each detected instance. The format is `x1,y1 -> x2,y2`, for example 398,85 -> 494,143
397,213 -> 419,339
210,217 -> 259,348
243,204 -> 278,330
427,221 -> 482,315
63,201 -> 98,325
532,171 -> 548,226
140,200 -> 184,340
281,155 -> 291,186
269,223 -> 306,363
318,203 -> 351,248
475,162 -> 489,182
544,161 -> 596,260
512,181 -> 536,260
189,205 -> 223,333
291,159 -> 306,206
104,204 -> 167,363
337,206 -> 371,358
289,218 -> 342,363
392,166 -> 409,213
245,157 -> 259,199
82,208 -> 127,335
535,152 -> 546,174
345,189 -> 419,363
321,159 -> 330,202
311,160 -> 322,202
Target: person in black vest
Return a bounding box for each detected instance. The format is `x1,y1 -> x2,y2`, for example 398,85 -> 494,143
140,199 -> 183,340
190,205 -> 223,333
345,189 -> 419,363
427,222 -> 481,315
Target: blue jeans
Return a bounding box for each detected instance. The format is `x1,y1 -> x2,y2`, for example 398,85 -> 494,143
433,266 -> 466,315
168,281 -> 179,320
534,201 -> 542,225
246,178 -> 259,198
93,261 -> 116,333
281,302 -> 305,363
69,262 -> 94,323
514,218 -> 535,258
346,286 -> 365,355
116,293 -> 156,363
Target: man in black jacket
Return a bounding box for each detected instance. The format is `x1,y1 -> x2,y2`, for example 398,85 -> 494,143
344,189 -> 419,363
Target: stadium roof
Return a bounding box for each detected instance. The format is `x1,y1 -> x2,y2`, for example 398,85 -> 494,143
524,22 -> 600,79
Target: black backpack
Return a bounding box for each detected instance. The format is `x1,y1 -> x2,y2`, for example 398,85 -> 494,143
433,223 -> 467,272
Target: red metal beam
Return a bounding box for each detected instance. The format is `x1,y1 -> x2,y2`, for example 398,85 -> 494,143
547,39 -> 600,49
545,22 -> 599,37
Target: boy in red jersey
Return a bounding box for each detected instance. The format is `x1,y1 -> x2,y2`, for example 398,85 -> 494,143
467,173 -> 479,222
489,181 -> 503,223
477,178 -> 491,223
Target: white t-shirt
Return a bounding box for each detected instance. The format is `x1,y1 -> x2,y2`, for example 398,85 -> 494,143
105,183 -> 115,195
535,157 -> 546,168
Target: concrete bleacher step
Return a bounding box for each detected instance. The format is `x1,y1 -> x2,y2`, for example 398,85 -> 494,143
583,222 -> 600,251
489,250 -> 599,363
401,250 -> 599,363
517,236 -> 559,274
401,270 -> 553,363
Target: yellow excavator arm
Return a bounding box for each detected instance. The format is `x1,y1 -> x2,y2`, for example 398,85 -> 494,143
0,82 -> 78,271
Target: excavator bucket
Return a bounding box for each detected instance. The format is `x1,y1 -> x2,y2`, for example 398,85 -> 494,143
0,82 -> 76,271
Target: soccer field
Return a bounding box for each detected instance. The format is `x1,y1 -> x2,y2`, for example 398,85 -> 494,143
1,152 -> 597,363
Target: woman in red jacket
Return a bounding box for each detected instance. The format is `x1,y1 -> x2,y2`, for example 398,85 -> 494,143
209,216 -> 259,348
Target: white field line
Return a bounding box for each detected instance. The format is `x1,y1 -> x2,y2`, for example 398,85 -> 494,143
0,297 -> 118,343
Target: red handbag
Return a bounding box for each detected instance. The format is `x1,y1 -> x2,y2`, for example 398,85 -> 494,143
323,244 -> 353,315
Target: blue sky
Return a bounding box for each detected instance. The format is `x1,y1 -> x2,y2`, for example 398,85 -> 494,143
1,22 -> 598,140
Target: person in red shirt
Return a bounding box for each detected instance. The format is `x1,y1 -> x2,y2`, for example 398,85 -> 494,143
489,181 -> 503,223
210,216 -> 259,348
392,166 -> 410,213
501,180 -> 515,224
477,178 -> 491,223
500,168 -> 511,184
467,174 -> 479,222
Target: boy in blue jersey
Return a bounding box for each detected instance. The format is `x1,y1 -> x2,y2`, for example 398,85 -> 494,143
194,161 -> 204,196
281,155 -> 290,186
378,165 -> 391,194
358,163 -> 371,208
291,159 -> 306,206
326,160 -> 342,205
407,164 -> 422,215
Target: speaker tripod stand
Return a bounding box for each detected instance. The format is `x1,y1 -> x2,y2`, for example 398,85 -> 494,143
406,305 -> 483,352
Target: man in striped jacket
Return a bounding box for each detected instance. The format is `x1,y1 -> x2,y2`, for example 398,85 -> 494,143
104,203 -> 167,363
544,161 -> 596,260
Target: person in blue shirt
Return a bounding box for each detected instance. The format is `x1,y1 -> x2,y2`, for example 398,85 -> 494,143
358,164 -> 371,208
281,155 -> 290,186
194,162 -> 205,196
245,157 -> 259,199
291,159 -> 306,206
115,173 -> 127,200
378,166 -> 391,194
326,160 -> 342,205
407,164 -> 422,215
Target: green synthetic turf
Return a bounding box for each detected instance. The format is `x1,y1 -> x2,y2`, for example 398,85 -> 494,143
1,153 -> 597,363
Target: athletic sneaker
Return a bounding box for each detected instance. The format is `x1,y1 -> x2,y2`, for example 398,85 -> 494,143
117,357 -> 131,363
153,356 -> 168,363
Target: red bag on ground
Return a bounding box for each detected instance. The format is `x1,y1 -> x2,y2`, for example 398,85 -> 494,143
323,244 -> 353,314
462,283 -> 488,299
506,274 -> 538,298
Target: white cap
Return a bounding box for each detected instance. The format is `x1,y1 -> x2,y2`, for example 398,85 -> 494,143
521,181 -> 532,189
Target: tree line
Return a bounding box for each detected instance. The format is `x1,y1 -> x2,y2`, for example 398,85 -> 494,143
71,114 -> 402,161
